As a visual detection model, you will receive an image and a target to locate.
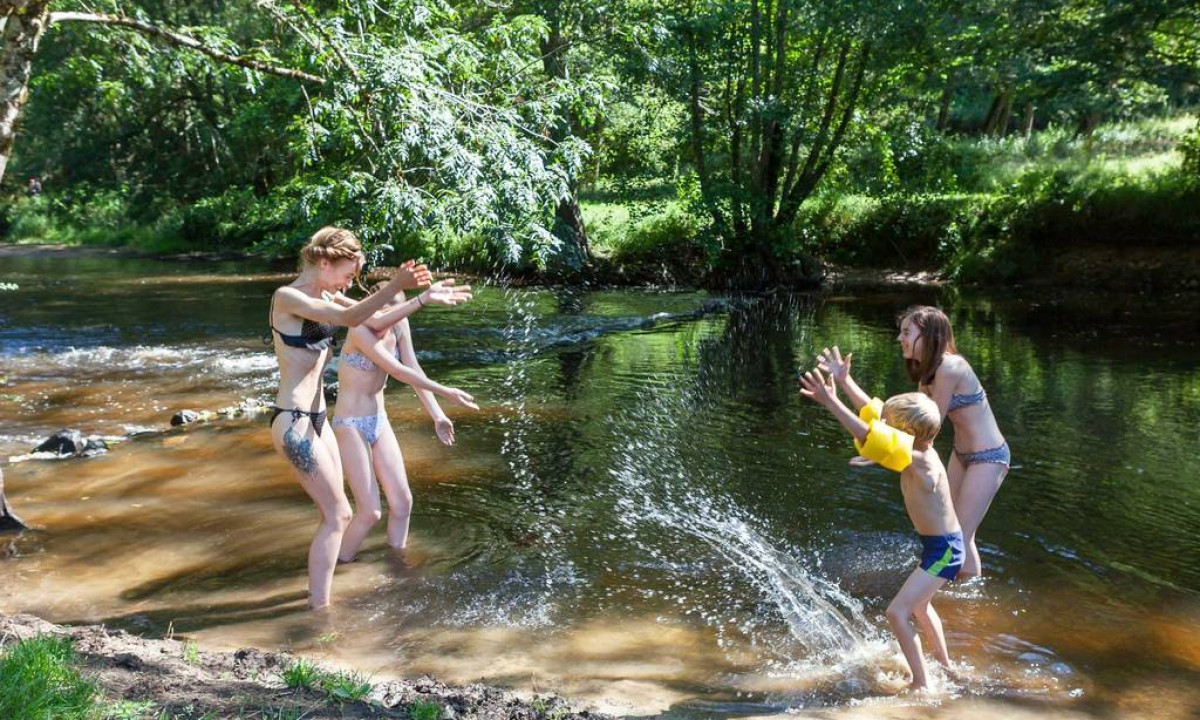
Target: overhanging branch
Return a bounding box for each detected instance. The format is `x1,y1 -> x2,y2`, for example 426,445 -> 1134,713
48,11 -> 326,85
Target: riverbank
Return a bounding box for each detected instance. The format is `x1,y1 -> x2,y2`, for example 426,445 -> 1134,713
4,613 -> 1171,720
0,613 -> 600,720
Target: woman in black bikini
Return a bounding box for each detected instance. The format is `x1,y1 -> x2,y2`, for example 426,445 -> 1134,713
269,227 -> 471,608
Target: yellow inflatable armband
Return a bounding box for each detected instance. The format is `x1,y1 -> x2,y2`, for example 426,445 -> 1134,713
858,398 -> 885,424
853,419 -> 915,472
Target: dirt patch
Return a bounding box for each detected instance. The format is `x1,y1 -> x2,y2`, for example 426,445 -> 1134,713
0,614 -> 604,720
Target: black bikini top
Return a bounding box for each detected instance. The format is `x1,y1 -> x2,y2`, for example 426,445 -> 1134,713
267,290 -> 340,351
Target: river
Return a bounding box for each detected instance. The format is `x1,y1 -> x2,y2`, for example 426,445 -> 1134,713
1,246 -> 1198,719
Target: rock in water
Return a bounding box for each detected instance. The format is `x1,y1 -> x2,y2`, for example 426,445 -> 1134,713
171,410 -> 201,426
29,429 -> 109,458
33,429 -> 85,456
324,382 -> 338,403
82,437 -> 109,457
0,466 -> 27,532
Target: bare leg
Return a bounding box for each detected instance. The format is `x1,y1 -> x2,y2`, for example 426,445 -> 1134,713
886,568 -> 948,689
372,421 -> 413,550
334,425 -> 382,563
952,461 -> 1007,577
912,601 -> 951,668
272,416 -> 351,609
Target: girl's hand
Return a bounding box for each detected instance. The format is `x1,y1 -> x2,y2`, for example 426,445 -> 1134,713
442,387 -> 479,410
434,415 -> 456,446
396,260 -> 432,290
799,367 -> 836,406
848,455 -> 877,467
420,280 -> 473,307
817,346 -> 852,384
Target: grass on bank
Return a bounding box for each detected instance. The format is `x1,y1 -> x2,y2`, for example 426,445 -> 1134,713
0,634 -> 152,720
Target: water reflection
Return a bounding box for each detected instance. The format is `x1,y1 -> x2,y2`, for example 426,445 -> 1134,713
1,251 -> 1199,718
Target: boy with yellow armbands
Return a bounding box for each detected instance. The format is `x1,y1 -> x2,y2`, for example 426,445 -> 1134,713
799,367 -> 963,690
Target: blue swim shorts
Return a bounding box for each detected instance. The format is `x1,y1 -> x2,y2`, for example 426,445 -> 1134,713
919,531 -> 965,580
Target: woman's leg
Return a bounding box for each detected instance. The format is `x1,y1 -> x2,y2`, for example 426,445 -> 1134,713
372,421 -> 413,550
272,416 -> 351,609
334,425 -> 382,563
952,461 -> 1007,578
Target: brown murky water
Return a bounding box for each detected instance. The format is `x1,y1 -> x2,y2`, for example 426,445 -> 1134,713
2,248 -> 1198,718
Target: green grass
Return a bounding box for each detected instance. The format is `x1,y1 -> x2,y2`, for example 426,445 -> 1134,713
409,698 -> 443,720
182,640 -> 199,665
0,635 -> 100,720
280,657 -> 373,705
281,658 -> 322,690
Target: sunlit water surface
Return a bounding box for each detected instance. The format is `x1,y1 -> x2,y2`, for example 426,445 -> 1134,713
1,248 -> 1198,719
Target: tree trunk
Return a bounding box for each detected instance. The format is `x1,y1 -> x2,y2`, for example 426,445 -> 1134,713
995,92 -> 1014,137
0,0 -> 52,185
936,83 -> 952,131
982,92 -> 1004,136
1022,101 -> 1035,138
539,18 -> 589,269
0,465 -> 26,532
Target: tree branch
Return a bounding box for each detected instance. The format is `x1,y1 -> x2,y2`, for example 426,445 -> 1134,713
48,11 -> 326,85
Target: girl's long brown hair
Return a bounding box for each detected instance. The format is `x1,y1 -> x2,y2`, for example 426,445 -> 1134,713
900,306 -> 957,386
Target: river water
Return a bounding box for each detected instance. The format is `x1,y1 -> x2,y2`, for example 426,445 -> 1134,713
1,247 -> 1198,719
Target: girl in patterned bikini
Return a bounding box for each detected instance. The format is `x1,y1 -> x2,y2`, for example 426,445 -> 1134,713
269,226 -> 468,608
333,283 -> 479,564
818,306 -> 1009,578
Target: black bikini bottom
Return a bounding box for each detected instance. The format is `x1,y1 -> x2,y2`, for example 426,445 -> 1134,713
269,406 -> 327,436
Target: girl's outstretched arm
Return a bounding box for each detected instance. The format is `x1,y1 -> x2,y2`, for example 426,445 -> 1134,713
396,320 -> 462,446
355,327 -> 478,410
819,346 -> 872,411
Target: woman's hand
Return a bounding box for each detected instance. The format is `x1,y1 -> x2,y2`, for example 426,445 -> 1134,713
817,346 -> 853,384
395,260 -> 432,291
420,280 -> 473,307
442,387 -> 479,410
848,455 -> 877,467
434,415 -> 456,446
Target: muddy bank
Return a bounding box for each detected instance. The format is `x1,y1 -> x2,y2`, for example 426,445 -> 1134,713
0,613 -> 600,720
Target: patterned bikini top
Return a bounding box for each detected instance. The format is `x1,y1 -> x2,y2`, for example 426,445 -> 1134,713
947,387 -> 986,413
339,327 -> 402,372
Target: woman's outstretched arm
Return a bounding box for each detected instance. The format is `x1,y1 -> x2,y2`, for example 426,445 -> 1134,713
274,270 -> 408,328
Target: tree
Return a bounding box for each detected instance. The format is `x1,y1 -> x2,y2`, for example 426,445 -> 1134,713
0,0 -> 324,184
648,0 -> 937,284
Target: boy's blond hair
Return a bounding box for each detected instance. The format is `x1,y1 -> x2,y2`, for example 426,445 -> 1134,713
882,392 -> 941,443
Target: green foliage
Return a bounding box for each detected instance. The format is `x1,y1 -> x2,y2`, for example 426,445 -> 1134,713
0,635 -> 100,720
409,698 -> 443,720
1181,119 -> 1200,186
280,658 -> 372,705
318,669 -> 372,704
281,658 -> 321,690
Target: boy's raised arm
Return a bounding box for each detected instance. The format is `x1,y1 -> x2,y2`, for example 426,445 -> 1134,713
800,368 -> 869,444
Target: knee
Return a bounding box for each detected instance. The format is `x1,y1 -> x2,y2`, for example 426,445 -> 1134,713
330,505 -> 354,531
886,602 -> 911,627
